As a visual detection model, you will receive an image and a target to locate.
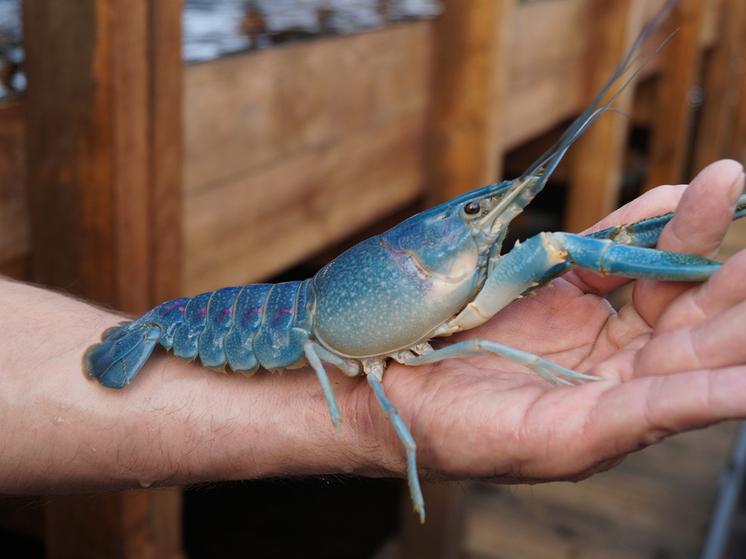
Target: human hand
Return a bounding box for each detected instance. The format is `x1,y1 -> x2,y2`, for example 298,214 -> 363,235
347,160 -> 746,484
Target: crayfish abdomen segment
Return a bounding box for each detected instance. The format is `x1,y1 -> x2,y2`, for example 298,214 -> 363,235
311,237 -> 479,358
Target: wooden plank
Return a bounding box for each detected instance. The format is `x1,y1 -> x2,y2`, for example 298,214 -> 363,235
501,56 -> 586,152
507,0 -> 586,81
422,0 -> 512,202
642,0 -> 707,191
725,1 -> 746,166
183,22 -> 433,195
24,0 -> 182,312
0,99 -> 27,265
184,113 -> 426,294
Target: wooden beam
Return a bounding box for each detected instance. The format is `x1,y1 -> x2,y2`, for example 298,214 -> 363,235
23,0 -> 184,556
564,0 -> 636,232
151,0 -> 183,304
643,0 -> 707,190
24,0 -> 118,306
424,0 -> 514,203
724,0 -> 746,166
24,0 -> 183,312
112,0 -> 153,313
691,0 -> 744,175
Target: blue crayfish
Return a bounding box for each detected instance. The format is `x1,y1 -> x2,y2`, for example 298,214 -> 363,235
84,0 -> 745,522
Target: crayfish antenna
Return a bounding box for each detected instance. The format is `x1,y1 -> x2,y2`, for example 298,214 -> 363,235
520,0 -> 681,189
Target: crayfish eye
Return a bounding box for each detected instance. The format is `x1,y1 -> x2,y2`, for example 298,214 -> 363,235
463,201 -> 481,216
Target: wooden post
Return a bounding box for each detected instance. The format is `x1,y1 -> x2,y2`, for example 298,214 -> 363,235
23,0 -> 184,557
24,0 -> 182,313
151,0 -> 184,304
564,0 -> 635,232
690,0 -> 746,175
424,0 -> 514,204
724,1 -> 746,166
642,0 -> 706,191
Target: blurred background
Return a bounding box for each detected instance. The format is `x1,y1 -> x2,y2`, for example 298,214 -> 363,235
1,0 -> 746,557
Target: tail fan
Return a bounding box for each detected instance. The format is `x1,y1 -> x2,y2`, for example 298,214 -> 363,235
83,324 -> 161,389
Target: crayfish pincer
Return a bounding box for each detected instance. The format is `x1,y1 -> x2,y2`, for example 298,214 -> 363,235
83,0 -> 742,523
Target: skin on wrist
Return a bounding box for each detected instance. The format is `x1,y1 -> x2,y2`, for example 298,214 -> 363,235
0,278 -> 384,493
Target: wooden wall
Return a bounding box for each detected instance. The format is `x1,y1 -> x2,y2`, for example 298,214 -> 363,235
501,0 -> 588,152
182,22 -> 433,294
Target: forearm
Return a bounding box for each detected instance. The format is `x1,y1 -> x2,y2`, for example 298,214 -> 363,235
0,278 -> 371,493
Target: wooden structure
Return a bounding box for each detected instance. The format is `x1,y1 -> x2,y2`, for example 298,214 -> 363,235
1,0 -> 745,556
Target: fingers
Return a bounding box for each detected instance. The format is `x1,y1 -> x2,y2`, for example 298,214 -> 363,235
590,366 -> 746,456
633,160 -> 745,324
655,159 -> 744,258
636,299 -> 746,377
630,250 -> 746,377
654,249 -> 746,334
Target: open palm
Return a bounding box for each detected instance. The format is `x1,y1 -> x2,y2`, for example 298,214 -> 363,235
346,160 -> 746,485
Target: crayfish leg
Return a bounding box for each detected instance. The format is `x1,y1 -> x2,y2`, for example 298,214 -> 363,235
365,361 -> 425,523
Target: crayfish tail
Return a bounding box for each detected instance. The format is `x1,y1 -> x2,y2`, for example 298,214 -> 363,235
83,324 -> 161,389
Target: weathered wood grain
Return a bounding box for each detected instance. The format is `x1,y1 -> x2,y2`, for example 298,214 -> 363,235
643,0 -> 707,191
691,0 -> 744,176
150,0 -> 184,304
23,0 -> 183,314
24,0 -> 117,308
564,0 -> 638,232
183,22 -> 433,195
184,113 -> 426,294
